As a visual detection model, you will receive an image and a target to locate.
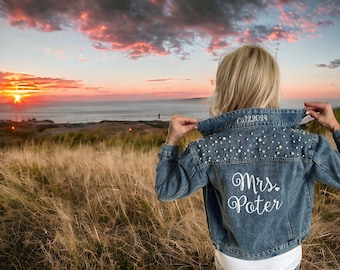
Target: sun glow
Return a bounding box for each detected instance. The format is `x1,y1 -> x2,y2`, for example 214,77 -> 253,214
14,95 -> 22,104
1,76 -> 44,104
3,90 -> 31,104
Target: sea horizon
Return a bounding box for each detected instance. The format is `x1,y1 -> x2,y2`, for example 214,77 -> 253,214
1,97 -> 339,124
0,98 -> 211,123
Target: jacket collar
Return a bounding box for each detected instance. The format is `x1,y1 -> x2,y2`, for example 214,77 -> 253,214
198,108 -> 308,136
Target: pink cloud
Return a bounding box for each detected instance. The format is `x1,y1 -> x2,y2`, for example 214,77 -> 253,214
0,0 -> 338,58
314,0 -> 340,17
268,0 -> 340,42
146,78 -> 175,82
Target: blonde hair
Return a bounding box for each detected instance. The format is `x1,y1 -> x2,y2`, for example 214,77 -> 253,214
210,45 -> 280,116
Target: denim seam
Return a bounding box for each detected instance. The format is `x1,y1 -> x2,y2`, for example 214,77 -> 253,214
218,230 -> 309,259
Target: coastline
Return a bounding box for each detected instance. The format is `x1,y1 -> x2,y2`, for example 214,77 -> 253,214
0,119 -> 170,146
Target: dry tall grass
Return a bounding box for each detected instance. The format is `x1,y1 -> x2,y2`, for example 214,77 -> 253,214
0,127 -> 339,269
0,141 -> 212,269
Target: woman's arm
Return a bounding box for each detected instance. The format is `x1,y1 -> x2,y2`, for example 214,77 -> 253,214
304,102 -> 340,133
155,115 -> 205,201
305,103 -> 340,187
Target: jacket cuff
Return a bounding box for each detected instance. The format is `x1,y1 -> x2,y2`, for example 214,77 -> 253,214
158,143 -> 180,159
333,129 -> 340,152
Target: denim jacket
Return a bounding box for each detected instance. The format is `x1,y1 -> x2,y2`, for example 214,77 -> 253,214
155,108 -> 340,260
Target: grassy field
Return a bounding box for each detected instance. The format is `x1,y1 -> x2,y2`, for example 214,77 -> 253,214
0,132 -> 213,269
0,111 -> 339,269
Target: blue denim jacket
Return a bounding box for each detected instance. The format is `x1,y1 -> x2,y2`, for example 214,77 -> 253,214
155,108 -> 340,260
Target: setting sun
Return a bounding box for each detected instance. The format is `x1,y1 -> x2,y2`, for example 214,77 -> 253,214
14,94 -> 22,103
1,76 -> 44,104
2,89 -> 32,104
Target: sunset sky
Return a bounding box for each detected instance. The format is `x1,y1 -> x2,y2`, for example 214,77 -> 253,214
0,0 -> 339,106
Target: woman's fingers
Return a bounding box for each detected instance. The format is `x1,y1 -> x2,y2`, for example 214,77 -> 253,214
166,115 -> 199,145
304,102 -> 340,132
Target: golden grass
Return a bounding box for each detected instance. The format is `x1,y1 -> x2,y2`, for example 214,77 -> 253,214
302,184 -> 340,269
0,122 -> 339,269
0,141 -> 212,269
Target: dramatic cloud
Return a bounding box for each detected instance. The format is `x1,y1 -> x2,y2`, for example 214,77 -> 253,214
0,71 -> 83,102
316,59 -> 340,69
0,0 -> 339,59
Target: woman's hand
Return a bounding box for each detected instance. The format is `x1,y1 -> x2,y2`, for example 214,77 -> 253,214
305,102 -> 340,133
165,115 -> 199,145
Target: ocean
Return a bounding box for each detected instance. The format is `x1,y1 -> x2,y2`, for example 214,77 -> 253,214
0,98 -> 212,123
2,98 -> 336,124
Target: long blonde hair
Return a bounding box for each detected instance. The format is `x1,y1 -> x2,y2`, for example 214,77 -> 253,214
210,45 -> 280,116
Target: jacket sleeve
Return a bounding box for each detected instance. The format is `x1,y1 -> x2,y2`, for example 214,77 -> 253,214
310,130 -> 340,188
155,143 -> 208,202
334,129 -> 340,152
